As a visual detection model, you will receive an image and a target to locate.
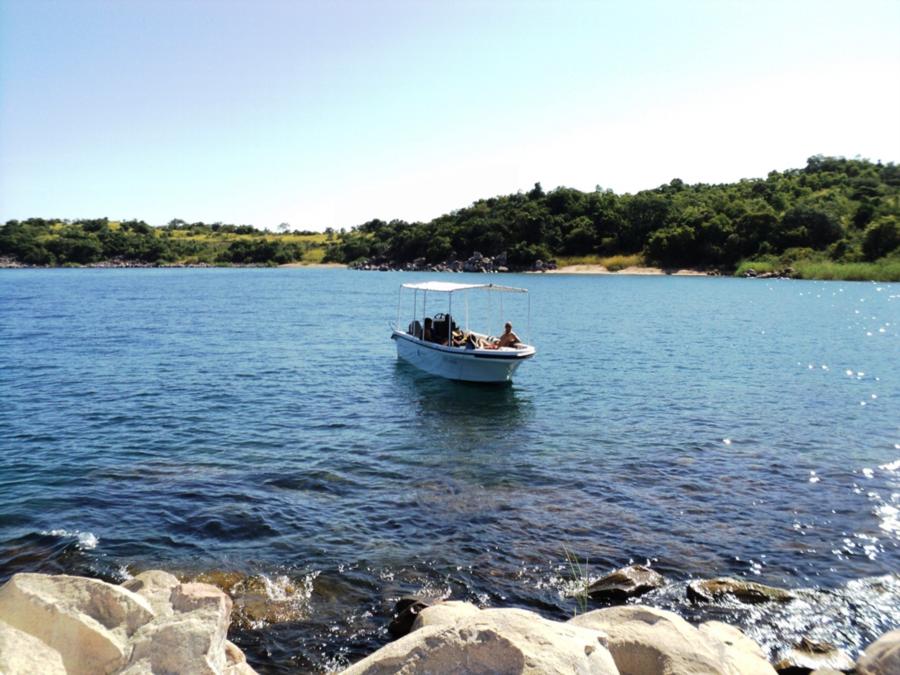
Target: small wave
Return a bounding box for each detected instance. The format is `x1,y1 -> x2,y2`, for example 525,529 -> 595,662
41,529 -> 99,550
874,502 -> 899,536
189,569 -> 320,630
622,574 -> 900,662
880,458 -> 900,472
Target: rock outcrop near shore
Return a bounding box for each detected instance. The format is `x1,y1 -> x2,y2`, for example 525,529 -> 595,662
687,577 -> 795,604
0,571 -> 256,675
343,600 -> 900,675
350,250 -> 558,274
586,564 -> 665,602
343,603 -> 618,675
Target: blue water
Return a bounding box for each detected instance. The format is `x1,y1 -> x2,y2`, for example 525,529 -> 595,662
1,269 -> 898,672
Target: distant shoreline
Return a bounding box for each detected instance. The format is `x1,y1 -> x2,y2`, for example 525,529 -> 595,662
0,257 -> 348,270
278,262 -> 347,269
534,264 -> 708,276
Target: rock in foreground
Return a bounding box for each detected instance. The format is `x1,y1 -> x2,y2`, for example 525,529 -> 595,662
344,601 -> 784,675
0,571 -> 256,675
343,603 -> 618,675
856,628 -> 900,674
570,605 -> 776,675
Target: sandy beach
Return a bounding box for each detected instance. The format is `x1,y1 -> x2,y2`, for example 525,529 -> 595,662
539,264 -> 708,276
279,262 -> 348,269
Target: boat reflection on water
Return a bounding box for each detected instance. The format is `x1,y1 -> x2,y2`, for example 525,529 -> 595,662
392,360 -> 533,449
395,359 -> 527,413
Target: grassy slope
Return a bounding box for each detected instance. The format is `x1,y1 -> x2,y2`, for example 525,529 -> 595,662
123,224 -> 330,264
736,258 -> 900,281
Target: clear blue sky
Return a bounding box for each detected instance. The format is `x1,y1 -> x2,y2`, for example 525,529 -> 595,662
1,0 -> 898,230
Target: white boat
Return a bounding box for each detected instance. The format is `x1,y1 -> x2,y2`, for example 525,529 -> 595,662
390,281 -> 536,383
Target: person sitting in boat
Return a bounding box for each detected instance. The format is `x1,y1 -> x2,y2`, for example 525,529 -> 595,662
423,317 -> 435,343
451,329 -> 469,347
485,322 -> 521,349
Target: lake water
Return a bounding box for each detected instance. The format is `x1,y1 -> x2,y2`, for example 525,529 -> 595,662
1,269 -> 898,672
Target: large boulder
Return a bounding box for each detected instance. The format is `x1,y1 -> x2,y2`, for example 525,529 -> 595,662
0,573 -> 155,675
0,571 -> 257,675
587,565 -> 665,603
699,621 -> 777,674
0,618 -> 66,674
855,629 -> 900,674
343,606 -> 618,675
687,578 -> 794,604
124,581 -> 234,675
570,605 -> 773,675
122,570 -> 180,619
411,600 -> 482,630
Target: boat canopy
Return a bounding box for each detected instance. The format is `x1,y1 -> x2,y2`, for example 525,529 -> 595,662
401,281 -> 528,293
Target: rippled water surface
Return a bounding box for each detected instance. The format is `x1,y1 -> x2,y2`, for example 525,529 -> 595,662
1,269 -> 898,672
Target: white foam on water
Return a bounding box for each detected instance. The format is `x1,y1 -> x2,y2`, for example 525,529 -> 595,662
861,467 -> 874,479
261,572 -> 317,603
875,502 -> 899,537
880,458 -> 900,472
41,529 -> 99,550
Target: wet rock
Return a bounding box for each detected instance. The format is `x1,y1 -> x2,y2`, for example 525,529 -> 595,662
854,628 -> 900,674
187,570 -> 311,627
189,570 -> 246,595
570,605 -> 730,675
773,638 -> 854,674
343,606 -> 618,675
387,596 -> 431,639
587,564 -> 665,602
687,577 -> 795,604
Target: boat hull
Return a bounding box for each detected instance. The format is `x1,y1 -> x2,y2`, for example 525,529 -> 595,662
392,331 -> 534,383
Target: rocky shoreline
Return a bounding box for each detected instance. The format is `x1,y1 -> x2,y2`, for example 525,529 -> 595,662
1,253 -> 730,276
1,568 -> 897,674
349,599 -> 898,675
350,250 -> 557,273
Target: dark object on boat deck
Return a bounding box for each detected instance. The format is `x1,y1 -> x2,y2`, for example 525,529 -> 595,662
586,564 -> 665,602
388,596 -> 431,639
